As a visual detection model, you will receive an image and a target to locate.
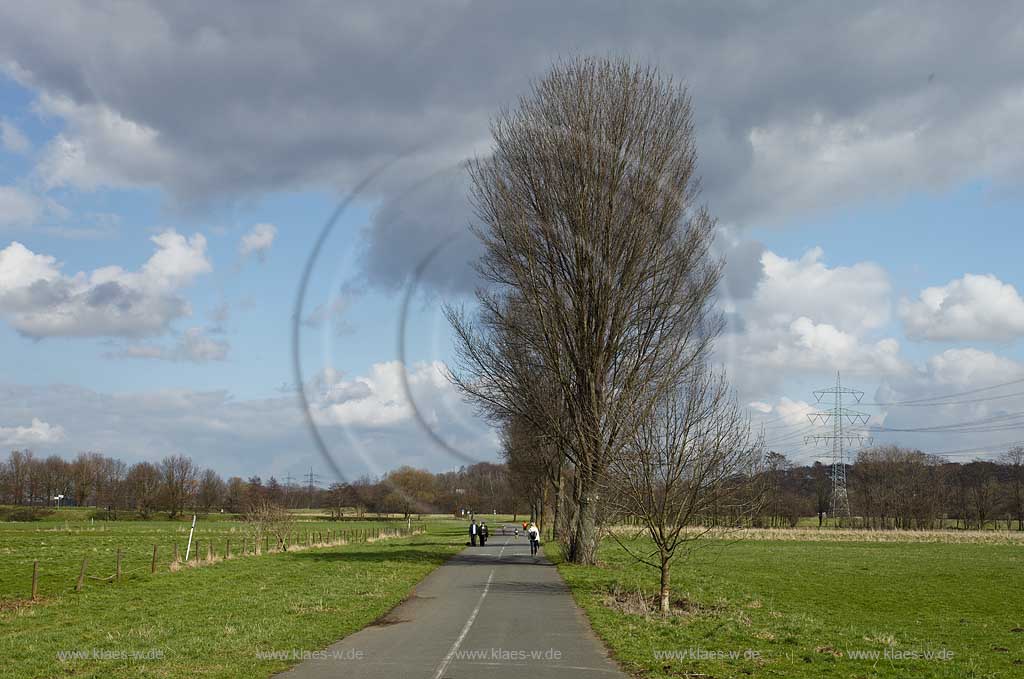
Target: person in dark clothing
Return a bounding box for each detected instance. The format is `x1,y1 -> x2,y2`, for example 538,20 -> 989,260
479,522 -> 489,546
469,520 -> 478,546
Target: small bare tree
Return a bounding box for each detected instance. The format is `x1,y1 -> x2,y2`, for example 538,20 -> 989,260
603,367 -> 766,614
245,499 -> 295,552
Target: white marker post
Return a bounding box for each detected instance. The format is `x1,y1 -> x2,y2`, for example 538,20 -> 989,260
184,514 -> 197,561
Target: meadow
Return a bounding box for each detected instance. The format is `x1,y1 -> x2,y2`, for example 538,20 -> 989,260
7,508 -> 1022,679
0,510 -> 469,678
0,507 -> 428,603
551,533 -> 1024,678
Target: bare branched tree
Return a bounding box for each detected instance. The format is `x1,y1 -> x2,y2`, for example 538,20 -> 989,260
447,57 -> 721,564
603,367 -> 766,614
160,454 -> 197,519
245,499 -> 295,552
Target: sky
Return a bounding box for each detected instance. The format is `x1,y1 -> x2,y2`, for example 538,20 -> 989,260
1,2 -> 1023,483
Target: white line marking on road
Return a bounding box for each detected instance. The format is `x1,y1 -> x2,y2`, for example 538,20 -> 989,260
433,568 -> 494,679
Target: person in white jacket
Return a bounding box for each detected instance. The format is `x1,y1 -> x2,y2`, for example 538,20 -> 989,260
527,522 -> 540,556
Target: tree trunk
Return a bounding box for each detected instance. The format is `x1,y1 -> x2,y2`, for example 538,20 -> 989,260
552,472 -> 563,539
539,484 -> 547,537
567,493 -> 598,564
659,555 -> 671,614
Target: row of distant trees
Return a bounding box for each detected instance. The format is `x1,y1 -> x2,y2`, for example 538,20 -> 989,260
506,444 -> 1024,534
5,445 -> 1020,530
755,446 -> 1024,530
0,449 -> 522,519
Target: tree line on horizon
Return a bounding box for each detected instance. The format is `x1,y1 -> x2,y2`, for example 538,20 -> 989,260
0,449 -> 525,519
2,445 -> 1021,531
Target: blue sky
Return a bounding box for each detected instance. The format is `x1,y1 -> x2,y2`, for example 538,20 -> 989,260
2,2 -> 1024,481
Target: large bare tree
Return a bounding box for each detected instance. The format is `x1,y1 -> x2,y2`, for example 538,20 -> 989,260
603,367 -> 765,613
448,57 -> 721,563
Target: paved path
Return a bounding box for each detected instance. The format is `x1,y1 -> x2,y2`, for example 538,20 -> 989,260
275,533 -> 626,679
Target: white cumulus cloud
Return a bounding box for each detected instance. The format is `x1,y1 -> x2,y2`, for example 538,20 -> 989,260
720,246 -> 905,394
900,273 -> 1024,342
0,417 -> 66,446
0,229 -> 211,338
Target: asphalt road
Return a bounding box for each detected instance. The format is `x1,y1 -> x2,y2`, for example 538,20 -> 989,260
275,533 -> 626,679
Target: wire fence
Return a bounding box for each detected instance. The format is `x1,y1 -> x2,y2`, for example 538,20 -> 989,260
10,524 -> 424,605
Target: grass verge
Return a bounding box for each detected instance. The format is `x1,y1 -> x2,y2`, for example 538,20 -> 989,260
548,536 -> 1024,678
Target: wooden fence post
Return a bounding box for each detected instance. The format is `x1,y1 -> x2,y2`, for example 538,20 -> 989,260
207,542 -> 212,561
76,558 -> 87,592
151,544 -> 158,573
173,543 -> 179,563
226,539 -> 231,559
31,560 -> 38,600
195,541 -> 200,561
115,548 -> 122,580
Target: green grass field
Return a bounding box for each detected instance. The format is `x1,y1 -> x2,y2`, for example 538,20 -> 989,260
550,535 -> 1024,678
0,509 -> 429,603
0,513 -> 466,678
8,508 -> 1022,678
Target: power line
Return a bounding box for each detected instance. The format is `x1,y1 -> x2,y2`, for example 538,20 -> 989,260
863,377 -> 1024,407
855,409 -> 1024,434
865,389 -> 1024,408
765,425 -> 819,446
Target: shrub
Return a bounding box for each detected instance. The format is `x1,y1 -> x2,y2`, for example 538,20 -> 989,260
2,507 -> 55,522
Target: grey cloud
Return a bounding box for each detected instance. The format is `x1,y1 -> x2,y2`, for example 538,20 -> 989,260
719,238 -> 766,301
0,2 -> 1021,292
85,280 -> 133,309
359,170 -> 482,294
21,277 -> 72,307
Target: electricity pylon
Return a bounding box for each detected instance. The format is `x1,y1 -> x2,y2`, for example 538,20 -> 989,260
804,373 -> 873,518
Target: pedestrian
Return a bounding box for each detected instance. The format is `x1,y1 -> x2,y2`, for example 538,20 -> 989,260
522,520 -> 528,533
527,522 -> 540,555
469,520 -> 478,546
480,521 -> 489,546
